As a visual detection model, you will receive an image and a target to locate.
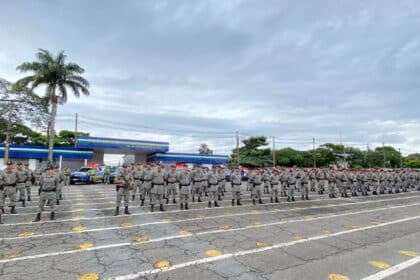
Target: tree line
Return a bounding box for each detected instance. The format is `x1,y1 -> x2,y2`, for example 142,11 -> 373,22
229,136 -> 420,169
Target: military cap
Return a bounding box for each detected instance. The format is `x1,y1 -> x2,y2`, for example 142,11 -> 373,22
46,165 -> 54,170
6,161 -> 13,165
122,164 -> 128,168
17,161 -> 22,165
24,162 -> 29,166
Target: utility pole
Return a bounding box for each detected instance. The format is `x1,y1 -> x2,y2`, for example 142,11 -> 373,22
366,143 -> 371,168
399,148 -> 402,168
272,136 -> 275,168
74,113 -> 78,148
313,137 -> 316,168
1,99 -> 22,164
236,131 -> 240,167
382,142 -> 386,168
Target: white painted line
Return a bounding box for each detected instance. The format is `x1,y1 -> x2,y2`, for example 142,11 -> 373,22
1,194 -> 417,228
1,202 -> 419,263
104,214 -> 420,280
361,256 -> 420,280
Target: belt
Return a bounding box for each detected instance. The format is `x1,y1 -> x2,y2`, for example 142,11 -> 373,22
180,184 -> 190,186
3,184 -> 16,187
209,183 -> 218,185
272,182 -> 279,185
143,179 -> 152,182
134,178 -> 143,181
153,184 -> 164,186
232,183 -> 242,185
42,189 -> 56,192
168,181 -> 177,184
117,185 -> 129,188
253,183 -> 262,185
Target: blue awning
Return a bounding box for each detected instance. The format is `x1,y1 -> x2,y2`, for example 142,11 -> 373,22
148,152 -> 229,165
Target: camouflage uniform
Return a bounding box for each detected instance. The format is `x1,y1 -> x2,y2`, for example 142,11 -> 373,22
249,170 -> 264,204
327,171 -> 337,198
131,166 -> 144,202
179,168 -> 191,210
2,166 -> 18,214
142,166 -> 153,204
286,171 -> 296,202
207,167 -> 220,207
191,167 -> 203,202
25,164 -> 34,201
270,171 -> 280,203
217,168 -> 226,201
33,170 -> 59,222
114,166 -> 133,215
230,168 -> 242,206
151,167 -> 166,212
301,172 -> 310,200
263,170 -> 271,194
16,164 -> 29,207
165,167 -> 179,204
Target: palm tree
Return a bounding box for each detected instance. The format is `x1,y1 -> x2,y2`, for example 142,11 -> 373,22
16,49 -> 90,163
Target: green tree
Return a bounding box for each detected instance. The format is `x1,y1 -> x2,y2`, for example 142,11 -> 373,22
230,136 -> 272,167
56,130 -> 89,146
16,49 -> 90,163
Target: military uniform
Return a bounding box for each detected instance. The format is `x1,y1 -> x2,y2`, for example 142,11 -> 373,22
286,171 -> 296,202
270,171 -> 280,203
179,168 -> 191,210
327,171 -> 337,198
201,168 -> 209,197
191,167 -> 203,202
33,168 -> 59,222
349,172 -> 358,196
63,167 -> 71,186
131,166 -> 144,202
2,164 -> 18,214
280,171 -> 288,197
165,167 -> 179,204
16,163 -> 29,207
207,167 -> 220,207
151,167 -> 166,212
317,169 -> 327,194
24,164 -> 34,201
230,168 -> 242,206
0,170 -> 7,223
114,166 -> 133,215
249,170 -> 264,204
142,166 -> 153,205
301,172 -> 310,200
217,168 -> 226,200
263,170 -> 271,194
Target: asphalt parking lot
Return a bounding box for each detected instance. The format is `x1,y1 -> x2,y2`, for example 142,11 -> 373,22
1,184 -> 420,280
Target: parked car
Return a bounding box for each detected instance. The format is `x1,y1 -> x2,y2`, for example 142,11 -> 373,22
108,167 -> 121,184
70,167 -> 105,185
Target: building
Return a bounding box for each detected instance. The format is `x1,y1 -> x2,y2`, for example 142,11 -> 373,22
0,136 -> 229,170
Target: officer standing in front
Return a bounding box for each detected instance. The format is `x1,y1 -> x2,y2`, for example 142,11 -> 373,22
179,164 -> 191,210
165,165 -> 179,204
114,164 -> 133,216
207,166 -> 220,207
33,165 -> 58,222
150,164 -> 166,212
16,162 -> 29,207
24,163 -> 34,201
0,169 -> 7,223
3,162 -> 17,214
230,167 -> 243,206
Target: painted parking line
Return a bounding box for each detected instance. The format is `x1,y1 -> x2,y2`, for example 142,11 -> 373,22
1,194 -> 418,229
360,256 -> 420,280
1,202 -> 419,263
103,214 -> 420,280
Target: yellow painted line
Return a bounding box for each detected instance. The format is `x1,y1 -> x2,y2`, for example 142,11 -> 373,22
154,260 -> 170,269
251,210 -> 261,214
72,216 -> 87,221
323,230 -> 332,235
371,221 -> 380,225
369,261 -> 391,269
304,215 -> 314,220
196,215 -> 205,219
348,225 -> 359,229
219,224 -> 230,230
251,221 -> 262,226
74,208 -> 84,212
256,241 -> 270,248
77,272 -> 99,280
206,249 -> 223,257
329,273 -> 350,280
160,218 -> 172,223
179,230 -> 192,236
78,243 -> 94,250
17,232 -> 33,237
399,250 -> 417,257
293,234 -> 304,241
3,253 -> 21,260
120,223 -> 134,228
72,226 -> 87,232
132,236 -> 148,243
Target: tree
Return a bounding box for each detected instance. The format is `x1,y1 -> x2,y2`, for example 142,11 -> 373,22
56,130 -> 89,146
16,49 -> 90,163
198,143 -> 213,155
230,136 -> 272,167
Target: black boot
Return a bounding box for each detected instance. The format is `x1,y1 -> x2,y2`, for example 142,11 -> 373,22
292,197 -> 295,201
56,199 -> 60,205
166,198 -> 169,204
132,195 -> 135,201
301,195 -> 305,200
124,206 -> 131,215
172,198 -> 176,204
287,197 -> 291,202
198,197 -> 202,203
159,204 -> 165,212
185,203 -> 189,210
373,191 -> 378,195
0,207 -> 4,214
218,195 -> 222,201
22,200 -> 26,207
232,199 -> 235,206
180,203 -> 184,210
114,207 -> 119,216
305,195 -> 309,200
151,204 -> 154,212
252,199 -> 256,205
33,213 -> 41,222
50,212 -> 55,220
141,199 -> 144,206
259,198 -> 264,204
38,188 -> 41,195
270,197 -> 273,203
275,197 -> 279,203
11,206 -> 17,214
0,214 -> 2,224
192,196 -> 195,202
27,196 -> 31,201
208,201 -> 212,208
59,194 -> 62,200
237,199 -> 242,206
215,201 -> 220,207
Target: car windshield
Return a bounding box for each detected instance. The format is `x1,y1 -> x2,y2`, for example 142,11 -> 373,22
78,168 -> 91,172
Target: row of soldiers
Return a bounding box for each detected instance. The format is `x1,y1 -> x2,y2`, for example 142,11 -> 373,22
0,161 -> 68,223
113,164 -> 420,215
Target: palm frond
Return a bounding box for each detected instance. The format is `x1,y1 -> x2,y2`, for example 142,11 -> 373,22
16,62 -> 43,72
36,49 -> 54,64
66,81 -> 81,98
65,63 -> 84,74
58,83 -> 68,103
56,50 -> 67,65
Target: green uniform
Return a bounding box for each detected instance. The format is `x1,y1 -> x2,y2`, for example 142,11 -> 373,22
151,169 -> 166,211
207,169 -> 219,207
2,169 -> 17,212
16,168 -> 29,204
270,172 -> 280,203
165,169 -> 179,204
38,174 -> 59,214
179,169 -> 191,209
230,170 -> 242,205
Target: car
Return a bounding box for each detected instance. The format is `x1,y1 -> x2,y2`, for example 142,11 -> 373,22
70,167 -> 105,185
108,167 -> 121,184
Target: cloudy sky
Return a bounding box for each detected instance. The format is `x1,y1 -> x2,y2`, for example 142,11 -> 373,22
1,0 -> 420,160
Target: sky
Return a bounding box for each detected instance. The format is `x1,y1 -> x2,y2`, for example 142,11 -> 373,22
1,0 -> 420,163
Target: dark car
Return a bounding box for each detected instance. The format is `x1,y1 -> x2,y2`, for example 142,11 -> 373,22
109,167 -> 121,184
70,167 -> 104,185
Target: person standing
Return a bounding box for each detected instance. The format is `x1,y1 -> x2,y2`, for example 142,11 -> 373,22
131,163 -> 144,202
179,165 -> 191,210
103,166 -> 110,184
63,166 -> 71,186
0,169 -> 8,223
270,169 -> 280,203
33,165 -> 58,222
165,165 -> 179,204
16,162 -> 29,207
150,164 -> 166,212
114,164 -> 133,216
24,163 -> 34,201
207,166 -> 220,207
249,169 -> 264,205
191,165 -> 203,203
230,167 -> 243,206
3,162 -> 17,214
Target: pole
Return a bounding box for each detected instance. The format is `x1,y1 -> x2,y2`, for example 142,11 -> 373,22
59,155 -> 63,170
313,137 -> 316,168
399,148 -> 402,168
272,136 -> 275,168
4,101 -> 13,164
236,131 -> 240,167
74,113 -> 78,148
383,142 -> 386,168
366,143 -> 371,168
